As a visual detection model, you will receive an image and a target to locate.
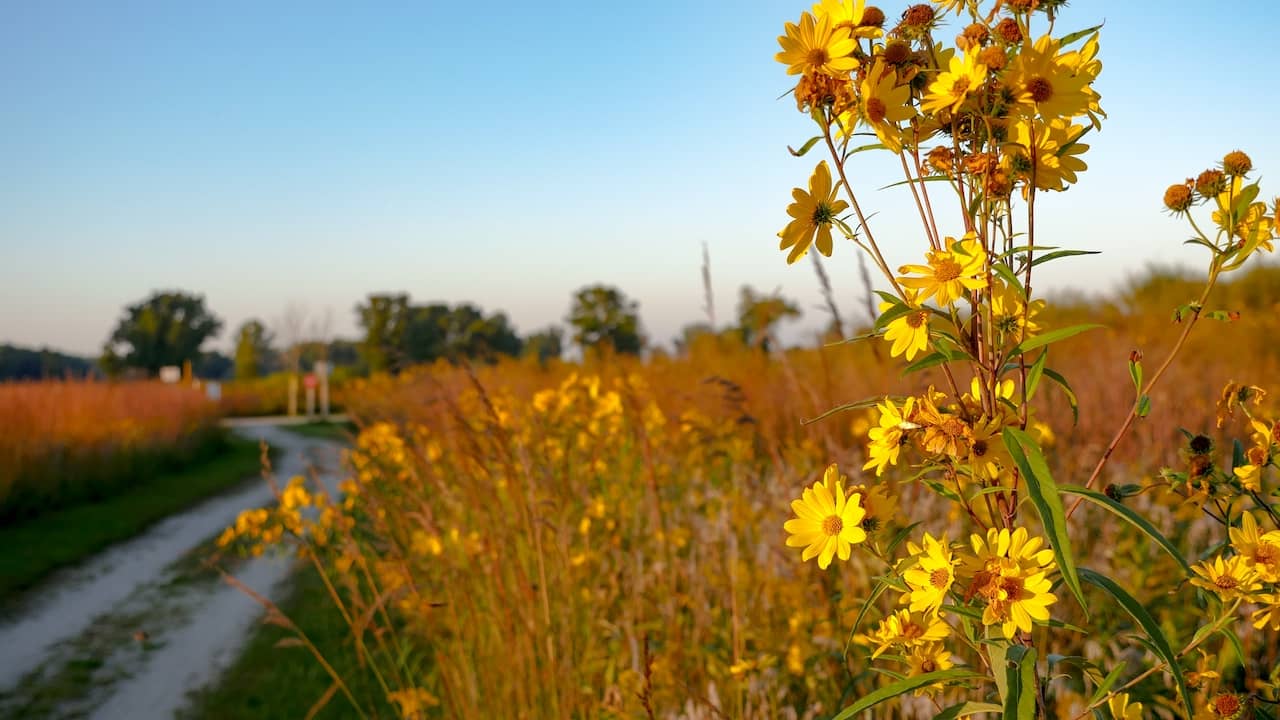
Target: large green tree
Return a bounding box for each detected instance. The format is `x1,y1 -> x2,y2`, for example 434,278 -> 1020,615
101,291 -> 223,376
356,294 -> 410,373
567,285 -> 644,356
233,319 -> 274,379
523,326 -> 564,364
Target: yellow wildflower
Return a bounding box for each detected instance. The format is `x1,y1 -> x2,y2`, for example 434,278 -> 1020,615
779,161 -> 850,264
813,0 -> 883,39
1005,34 -> 1093,121
1109,693 -> 1143,720
865,609 -> 949,658
921,48 -> 986,115
859,58 -> 915,152
775,11 -> 860,77
963,527 -> 1058,637
864,397 -> 917,476
1229,512 -> 1280,582
904,643 -> 954,695
901,532 -> 957,614
897,234 -> 988,307
882,301 -> 931,361
1190,555 -> 1261,601
784,464 -> 868,569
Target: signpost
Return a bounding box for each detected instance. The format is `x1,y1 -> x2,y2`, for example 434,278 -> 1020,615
314,361 -> 330,419
304,373 -> 318,417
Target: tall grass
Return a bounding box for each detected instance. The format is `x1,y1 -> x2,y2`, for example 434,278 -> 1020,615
219,265 -> 1280,718
0,380 -> 224,522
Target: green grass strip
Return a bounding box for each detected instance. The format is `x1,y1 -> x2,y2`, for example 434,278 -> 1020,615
0,436 -> 263,599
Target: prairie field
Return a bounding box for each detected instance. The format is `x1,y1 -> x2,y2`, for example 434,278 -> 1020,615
215,265 -> 1280,719
0,380 -> 224,522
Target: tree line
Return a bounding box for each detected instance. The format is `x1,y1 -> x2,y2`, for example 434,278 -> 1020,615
1,284 -> 809,381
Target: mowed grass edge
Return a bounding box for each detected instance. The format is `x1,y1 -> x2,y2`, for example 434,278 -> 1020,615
180,563 -> 396,720
0,434 -> 266,599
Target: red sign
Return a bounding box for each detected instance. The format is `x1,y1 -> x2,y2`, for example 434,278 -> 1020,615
304,373 -> 318,389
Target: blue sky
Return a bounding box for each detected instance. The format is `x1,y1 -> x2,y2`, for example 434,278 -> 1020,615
2,1 -> 1278,356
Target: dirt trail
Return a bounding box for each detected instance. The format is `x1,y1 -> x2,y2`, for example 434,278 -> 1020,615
0,422 -> 342,719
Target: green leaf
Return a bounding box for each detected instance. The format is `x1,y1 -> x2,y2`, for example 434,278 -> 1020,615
1003,646 -> 1037,720
801,396 -> 886,425
1008,324 -> 1104,357
933,702 -> 1003,720
904,346 -> 971,375
876,302 -> 915,330
1058,487 -> 1191,576
1128,357 -> 1143,395
831,669 -> 986,719
1042,368 -> 1079,425
1059,23 -> 1103,46
877,175 -> 952,191
825,330 -> 883,347
787,135 -> 823,157
844,142 -> 889,160
998,244 -> 1060,260
991,262 -> 1027,298
1086,664 -> 1126,706
1030,249 -> 1100,267
1136,394 -> 1152,418
1026,350 -> 1048,400
1002,428 -> 1088,617
1078,568 -> 1193,720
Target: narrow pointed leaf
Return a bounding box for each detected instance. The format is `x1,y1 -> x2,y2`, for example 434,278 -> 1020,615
1059,487 -> 1190,576
831,669 -> 986,719
1002,428 -> 1088,618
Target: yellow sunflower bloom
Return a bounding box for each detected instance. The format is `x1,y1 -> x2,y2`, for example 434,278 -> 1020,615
863,397 -> 917,476
914,390 -> 972,458
1007,118 -> 1089,193
775,11 -> 860,77
847,481 -> 900,535
882,299 -> 931,360
1109,693 -> 1143,720
963,527 -> 1058,637
897,234 -> 988,306
784,464 -> 868,568
921,48 -> 987,115
1229,512 -> 1280,583
812,0 -> 883,39
779,161 -> 850,264
1006,34 -> 1093,121
901,532 -> 958,614
1190,555 -> 1261,602
864,609 -> 949,658
904,643 -> 954,695
1251,593 -> 1280,631
859,58 -> 915,152
990,280 -> 1044,337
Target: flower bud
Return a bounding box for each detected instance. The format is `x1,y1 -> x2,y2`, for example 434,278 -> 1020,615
1195,169 -> 1227,198
1163,183 -> 1193,213
859,6 -> 886,28
994,18 -> 1022,43
1222,150 -> 1252,176
902,4 -> 935,26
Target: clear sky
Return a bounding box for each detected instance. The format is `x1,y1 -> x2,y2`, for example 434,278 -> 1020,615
3,1 -> 1278,356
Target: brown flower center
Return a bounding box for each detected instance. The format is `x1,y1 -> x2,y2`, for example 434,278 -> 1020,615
951,77 -> 971,98
822,515 -> 844,536
972,439 -> 989,457
933,258 -> 962,281
1026,77 -> 1054,102
1214,575 -> 1239,590
929,568 -> 951,589
865,97 -> 887,124
902,622 -> 924,640
906,310 -> 928,329
1213,693 -> 1242,717
807,48 -> 831,68
920,658 -> 937,672
1256,544 -> 1279,564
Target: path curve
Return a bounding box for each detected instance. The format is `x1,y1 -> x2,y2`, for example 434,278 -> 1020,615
0,424 -> 343,719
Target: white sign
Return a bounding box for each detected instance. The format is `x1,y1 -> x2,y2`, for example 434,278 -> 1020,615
159,366 -> 181,384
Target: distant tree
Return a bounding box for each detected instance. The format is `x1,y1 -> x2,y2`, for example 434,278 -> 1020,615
737,286 -> 801,352
567,285 -> 644,356
523,326 -> 564,364
327,339 -> 361,367
101,291 -> 223,376
0,344 -> 93,381
356,294 -> 410,373
674,323 -> 714,356
233,319 -> 274,379
445,305 -> 522,361
403,303 -> 451,364
196,351 -> 234,380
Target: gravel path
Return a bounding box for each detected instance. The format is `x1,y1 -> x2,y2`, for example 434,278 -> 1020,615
0,423 -> 342,719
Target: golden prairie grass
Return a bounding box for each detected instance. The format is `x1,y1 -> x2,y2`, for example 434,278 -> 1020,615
218,266 -> 1280,719
0,380 -> 222,521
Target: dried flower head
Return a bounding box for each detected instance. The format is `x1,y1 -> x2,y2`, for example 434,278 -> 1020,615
1223,150 -> 1253,176
1164,182 -> 1194,212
